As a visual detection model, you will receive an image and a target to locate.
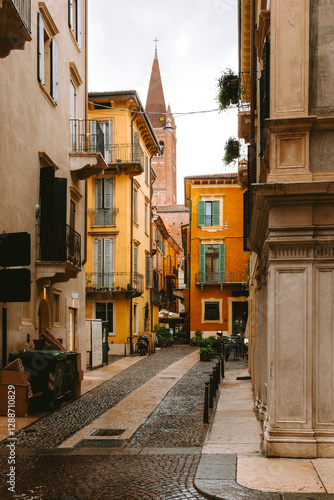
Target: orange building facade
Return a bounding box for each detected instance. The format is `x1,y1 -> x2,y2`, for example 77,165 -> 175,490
183,174 -> 249,338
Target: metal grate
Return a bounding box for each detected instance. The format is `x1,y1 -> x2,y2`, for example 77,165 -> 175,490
89,429 -> 125,437
75,439 -> 128,448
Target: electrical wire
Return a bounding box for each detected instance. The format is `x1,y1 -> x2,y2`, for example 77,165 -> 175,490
88,101 -> 221,118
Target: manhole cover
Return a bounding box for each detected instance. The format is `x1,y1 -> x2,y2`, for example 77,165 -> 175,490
89,429 -> 125,437
75,439 -> 128,448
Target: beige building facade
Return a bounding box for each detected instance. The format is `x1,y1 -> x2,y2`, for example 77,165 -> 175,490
0,1 -> 106,366
239,0 -> 334,457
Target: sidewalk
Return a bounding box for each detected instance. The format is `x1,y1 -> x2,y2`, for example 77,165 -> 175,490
194,368 -> 334,499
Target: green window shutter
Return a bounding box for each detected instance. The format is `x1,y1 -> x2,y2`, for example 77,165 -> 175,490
212,201 -> 220,226
37,13 -> 44,84
104,238 -> 113,286
189,200 -> 192,230
218,244 -> 225,283
199,244 -> 206,283
198,201 -> 205,226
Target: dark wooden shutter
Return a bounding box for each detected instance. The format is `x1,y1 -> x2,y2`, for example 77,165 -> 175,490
68,0 -> 73,28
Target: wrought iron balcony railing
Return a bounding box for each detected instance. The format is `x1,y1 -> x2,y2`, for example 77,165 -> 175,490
195,272 -> 245,284
37,224 -> 81,268
12,0 -> 31,32
86,272 -> 144,294
70,120 -> 104,157
104,143 -> 144,168
88,208 -> 119,226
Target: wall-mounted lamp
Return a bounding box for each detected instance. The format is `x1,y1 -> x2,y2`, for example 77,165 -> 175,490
223,221 -> 229,229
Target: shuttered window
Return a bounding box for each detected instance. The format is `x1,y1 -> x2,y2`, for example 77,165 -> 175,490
145,156 -> 149,183
68,0 -> 81,48
98,120 -> 113,162
199,243 -> 225,284
95,178 -> 113,225
37,12 -> 58,104
95,238 -> 113,287
134,246 -> 138,279
133,188 -> 138,222
145,255 -> 152,288
198,200 -> 220,226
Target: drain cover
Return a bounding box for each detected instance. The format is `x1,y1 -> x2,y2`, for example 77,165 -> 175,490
89,429 -> 125,437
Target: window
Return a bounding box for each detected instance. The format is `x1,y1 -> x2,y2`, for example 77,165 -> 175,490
145,254 -> 152,288
133,188 -> 138,223
95,238 -> 113,287
96,302 -> 114,335
53,291 -> 61,325
145,156 -> 149,183
198,200 -> 220,227
37,10 -> 58,105
159,141 -> 164,156
68,0 -> 81,48
144,203 -> 148,234
199,243 -> 225,283
205,302 -> 220,321
98,120 -> 113,162
134,245 -> 138,277
95,178 -> 114,225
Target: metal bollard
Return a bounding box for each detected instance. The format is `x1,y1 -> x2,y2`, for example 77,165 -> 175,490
124,343 -> 127,357
209,374 -> 214,408
221,354 -> 225,378
217,360 -> 221,384
211,369 -> 216,397
215,363 -> 219,391
203,381 -> 209,423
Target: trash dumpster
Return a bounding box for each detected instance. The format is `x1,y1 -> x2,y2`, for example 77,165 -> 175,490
8,350 -> 78,411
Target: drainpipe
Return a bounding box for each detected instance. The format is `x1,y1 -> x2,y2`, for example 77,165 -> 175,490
82,0 -> 88,266
129,115 -> 136,355
250,0 -> 256,191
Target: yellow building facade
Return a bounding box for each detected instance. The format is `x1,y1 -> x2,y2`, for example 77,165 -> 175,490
86,91 -> 160,355
184,174 -> 249,338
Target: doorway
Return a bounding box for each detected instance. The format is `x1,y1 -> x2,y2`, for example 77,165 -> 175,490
38,299 -> 50,337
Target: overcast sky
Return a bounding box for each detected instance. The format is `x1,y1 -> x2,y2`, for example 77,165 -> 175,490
88,0 -> 239,203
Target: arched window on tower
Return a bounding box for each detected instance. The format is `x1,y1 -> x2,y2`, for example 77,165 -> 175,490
159,141 -> 164,156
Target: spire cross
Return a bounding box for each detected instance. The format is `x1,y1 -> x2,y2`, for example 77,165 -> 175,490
153,37 -> 159,51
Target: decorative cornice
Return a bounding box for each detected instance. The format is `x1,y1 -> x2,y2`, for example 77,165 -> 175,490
39,2 -> 59,38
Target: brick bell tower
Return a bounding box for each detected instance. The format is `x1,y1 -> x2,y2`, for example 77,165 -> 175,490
146,45 -> 177,206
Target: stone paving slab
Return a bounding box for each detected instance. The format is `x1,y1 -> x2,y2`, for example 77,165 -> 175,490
196,463 -> 236,480
195,478 -> 281,500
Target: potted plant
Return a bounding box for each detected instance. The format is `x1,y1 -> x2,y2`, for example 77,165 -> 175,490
199,346 -> 217,361
223,137 -> 240,165
217,68 -> 239,110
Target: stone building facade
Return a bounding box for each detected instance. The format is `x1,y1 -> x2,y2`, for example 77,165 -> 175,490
239,0 -> 334,457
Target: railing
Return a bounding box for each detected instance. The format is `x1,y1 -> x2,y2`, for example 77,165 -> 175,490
86,272 -> 144,294
105,143 -> 144,168
70,120 -> 104,157
37,224 -> 81,268
12,0 -> 31,33
88,208 -> 118,226
166,265 -> 178,277
195,272 -> 245,284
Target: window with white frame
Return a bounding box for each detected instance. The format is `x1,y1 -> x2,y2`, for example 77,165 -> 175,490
37,9 -> 58,105
133,188 -> 138,223
201,298 -> 223,323
95,178 -> 114,225
98,120 -> 113,162
68,0 -> 81,48
198,200 -> 220,227
144,203 -> 148,234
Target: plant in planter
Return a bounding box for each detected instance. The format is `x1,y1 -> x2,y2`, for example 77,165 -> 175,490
199,346 -> 217,361
217,68 -> 239,110
223,137 -> 240,165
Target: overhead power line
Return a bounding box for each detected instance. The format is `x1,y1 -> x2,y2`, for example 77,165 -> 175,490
88,101 -> 220,118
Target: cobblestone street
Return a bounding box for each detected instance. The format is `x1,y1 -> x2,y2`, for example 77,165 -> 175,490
0,346 -> 248,499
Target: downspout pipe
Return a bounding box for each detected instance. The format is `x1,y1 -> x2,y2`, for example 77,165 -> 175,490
82,0 -> 89,266
129,114 -> 137,355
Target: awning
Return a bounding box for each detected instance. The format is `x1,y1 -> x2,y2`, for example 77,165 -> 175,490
159,309 -> 180,319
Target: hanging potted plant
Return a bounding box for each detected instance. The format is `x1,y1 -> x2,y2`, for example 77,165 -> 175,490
216,68 -> 239,110
223,137 -> 240,165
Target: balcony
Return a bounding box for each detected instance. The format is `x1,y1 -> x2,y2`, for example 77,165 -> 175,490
166,264 -> 178,278
104,143 -> 144,176
195,272 -> 245,287
36,224 -> 81,281
70,120 -> 108,180
86,272 -> 144,299
0,0 -> 32,58
88,208 -> 119,226
152,288 -> 162,305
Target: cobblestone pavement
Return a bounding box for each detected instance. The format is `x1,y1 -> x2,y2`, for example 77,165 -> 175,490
0,347 -> 248,499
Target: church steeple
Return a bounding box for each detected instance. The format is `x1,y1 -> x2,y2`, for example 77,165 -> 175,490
145,45 -> 167,128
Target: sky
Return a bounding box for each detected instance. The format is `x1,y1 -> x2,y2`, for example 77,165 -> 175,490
88,0 -> 239,203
